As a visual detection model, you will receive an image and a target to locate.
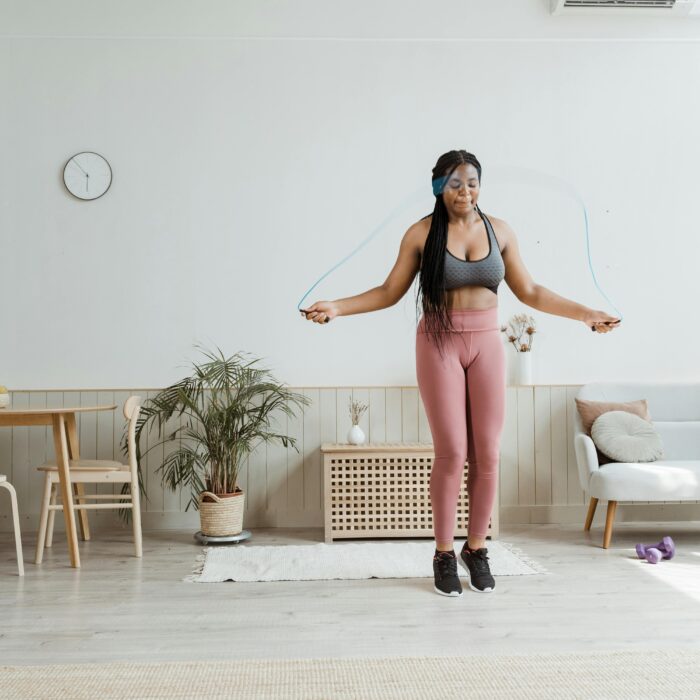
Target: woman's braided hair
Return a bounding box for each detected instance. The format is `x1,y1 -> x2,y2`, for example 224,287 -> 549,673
414,150 -> 483,360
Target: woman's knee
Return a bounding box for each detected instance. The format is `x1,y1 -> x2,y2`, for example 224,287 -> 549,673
468,445 -> 500,474
432,447 -> 467,476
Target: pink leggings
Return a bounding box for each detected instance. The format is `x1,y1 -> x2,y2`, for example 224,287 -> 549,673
416,307 -> 506,543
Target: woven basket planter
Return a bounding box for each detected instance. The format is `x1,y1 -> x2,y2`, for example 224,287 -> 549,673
198,489 -> 245,536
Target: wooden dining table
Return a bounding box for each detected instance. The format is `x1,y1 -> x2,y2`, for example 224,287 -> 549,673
0,404 -> 117,568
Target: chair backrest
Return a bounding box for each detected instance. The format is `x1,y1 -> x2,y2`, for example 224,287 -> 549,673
124,395 -> 142,477
576,382 -> 700,460
124,396 -> 141,421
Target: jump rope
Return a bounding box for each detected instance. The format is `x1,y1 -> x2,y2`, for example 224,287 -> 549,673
297,166 -> 623,331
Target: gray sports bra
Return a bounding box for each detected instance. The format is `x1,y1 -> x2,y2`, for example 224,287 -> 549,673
443,210 -> 505,295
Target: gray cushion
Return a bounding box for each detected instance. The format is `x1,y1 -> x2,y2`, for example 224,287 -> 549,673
591,410 -> 664,463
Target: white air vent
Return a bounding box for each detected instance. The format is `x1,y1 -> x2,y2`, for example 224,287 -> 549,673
551,0 -> 700,15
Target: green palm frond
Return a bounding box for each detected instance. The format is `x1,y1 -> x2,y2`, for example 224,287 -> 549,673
118,345 -> 311,518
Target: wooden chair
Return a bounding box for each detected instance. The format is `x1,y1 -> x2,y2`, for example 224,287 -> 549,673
35,396 -> 143,563
0,476 -> 24,576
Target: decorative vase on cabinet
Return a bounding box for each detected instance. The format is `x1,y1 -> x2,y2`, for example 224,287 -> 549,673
347,424 -> 366,445
515,352 -> 533,385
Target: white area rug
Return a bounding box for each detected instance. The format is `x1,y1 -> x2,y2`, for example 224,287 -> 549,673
185,540 -> 548,583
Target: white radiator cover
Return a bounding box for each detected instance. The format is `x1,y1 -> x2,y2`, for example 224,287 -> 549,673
322,442 -> 499,543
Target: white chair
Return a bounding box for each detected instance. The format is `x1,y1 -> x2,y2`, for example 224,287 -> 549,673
574,382 -> 700,548
0,476 -> 24,576
35,396 -> 143,563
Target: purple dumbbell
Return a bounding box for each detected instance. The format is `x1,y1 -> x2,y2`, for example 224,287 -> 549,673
635,536 -> 675,563
645,548 -> 664,564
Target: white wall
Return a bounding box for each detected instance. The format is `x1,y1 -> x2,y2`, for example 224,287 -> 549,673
3,1 -> 700,389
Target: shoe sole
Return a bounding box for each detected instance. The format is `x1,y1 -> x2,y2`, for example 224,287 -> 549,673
433,585 -> 463,597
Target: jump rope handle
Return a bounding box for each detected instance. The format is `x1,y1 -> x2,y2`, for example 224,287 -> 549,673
299,308 -> 331,323
591,320 -> 621,332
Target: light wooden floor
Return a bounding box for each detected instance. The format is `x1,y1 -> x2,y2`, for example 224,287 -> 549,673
1,522 -> 700,666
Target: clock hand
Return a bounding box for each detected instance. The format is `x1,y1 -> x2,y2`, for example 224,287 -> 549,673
72,159 -> 88,176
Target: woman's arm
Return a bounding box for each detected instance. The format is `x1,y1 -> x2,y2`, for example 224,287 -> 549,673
496,217 -> 620,332
301,224 -> 422,323
526,284 -> 592,323
334,285 -> 395,316
301,286 -> 392,324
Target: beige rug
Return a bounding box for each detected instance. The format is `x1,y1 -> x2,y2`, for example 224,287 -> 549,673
3,650 -> 699,699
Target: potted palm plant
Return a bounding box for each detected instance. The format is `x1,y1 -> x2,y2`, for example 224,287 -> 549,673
131,346 -> 310,537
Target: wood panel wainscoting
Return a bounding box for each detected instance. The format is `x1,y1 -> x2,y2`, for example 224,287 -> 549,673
1,386 -> 697,534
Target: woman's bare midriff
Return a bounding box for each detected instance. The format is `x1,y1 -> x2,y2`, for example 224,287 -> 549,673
417,216 -> 503,312
444,286 -> 498,311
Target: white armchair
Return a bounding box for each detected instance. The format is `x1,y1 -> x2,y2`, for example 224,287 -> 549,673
574,382 -> 700,548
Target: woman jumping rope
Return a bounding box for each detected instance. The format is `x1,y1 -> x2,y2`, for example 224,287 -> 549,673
301,150 -> 620,597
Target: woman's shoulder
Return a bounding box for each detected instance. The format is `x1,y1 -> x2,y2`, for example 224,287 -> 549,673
482,212 -> 505,228
483,214 -> 513,253
412,215 -> 434,239
402,216 -> 428,241
409,217 -> 431,254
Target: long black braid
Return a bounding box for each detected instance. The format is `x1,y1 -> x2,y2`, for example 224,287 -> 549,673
414,150 -> 483,361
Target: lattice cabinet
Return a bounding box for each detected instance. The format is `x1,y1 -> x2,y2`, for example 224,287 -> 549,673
322,442 -> 499,543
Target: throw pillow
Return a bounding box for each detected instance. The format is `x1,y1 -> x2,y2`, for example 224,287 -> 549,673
591,410 -> 663,463
575,398 -> 651,435
575,398 -> 652,466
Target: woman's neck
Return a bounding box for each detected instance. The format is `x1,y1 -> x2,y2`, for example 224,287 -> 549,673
448,208 -> 481,227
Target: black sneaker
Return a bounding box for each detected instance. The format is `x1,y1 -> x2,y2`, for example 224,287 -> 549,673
432,550 -> 463,597
460,544 -> 495,593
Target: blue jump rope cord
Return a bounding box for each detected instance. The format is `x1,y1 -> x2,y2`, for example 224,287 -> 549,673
581,202 -> 624,323
490,164 -> 623,325
297,170 -> 623,325
296,183 -> 425,313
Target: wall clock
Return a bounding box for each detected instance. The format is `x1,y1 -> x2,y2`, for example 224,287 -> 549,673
63,151 -> 112,200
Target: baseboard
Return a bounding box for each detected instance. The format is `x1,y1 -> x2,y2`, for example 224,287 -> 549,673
500,503 -> 700,525
3,503 -> 699,534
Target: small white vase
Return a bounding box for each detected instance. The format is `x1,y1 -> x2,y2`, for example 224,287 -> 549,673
515,351 -> 533,385
0,394 -> 9,409
347,424 -> 366,445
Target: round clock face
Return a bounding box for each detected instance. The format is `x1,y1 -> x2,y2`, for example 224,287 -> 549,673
63,152 -> 112,200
